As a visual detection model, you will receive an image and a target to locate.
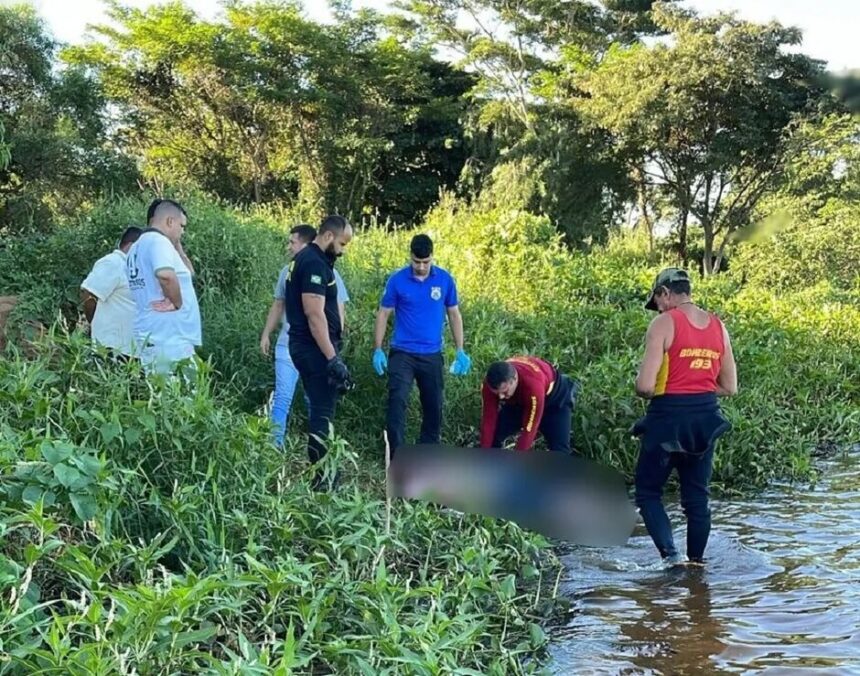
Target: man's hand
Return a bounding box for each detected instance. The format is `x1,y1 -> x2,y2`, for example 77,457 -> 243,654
260,333 -> 271,357
327,355 -> 354,393
450,349 -> 472,376
151,298 -> 177,312
372,348 -> 388,376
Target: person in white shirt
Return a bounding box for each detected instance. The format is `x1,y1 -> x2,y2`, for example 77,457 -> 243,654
80,226 -> 143,357
126,199 -> 201,375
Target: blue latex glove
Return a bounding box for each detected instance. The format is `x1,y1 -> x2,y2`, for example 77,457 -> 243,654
372,348 -> 388,376
449,349 -> 472,376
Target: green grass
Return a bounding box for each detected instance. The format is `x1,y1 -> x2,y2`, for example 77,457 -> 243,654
1,191 -> 859,672
0,333 -> 561,673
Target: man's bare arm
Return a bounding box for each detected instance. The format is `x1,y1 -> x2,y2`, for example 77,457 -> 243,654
302,293 -> 336,360
260,299 -> 284,356
80,289 -> 98,323
155,268 -> 183,309
716,324 -> 738,396
635,314 -> 672,398
374,307 -> 394,349
175,241 -> 195,276
446,305 -> 465,350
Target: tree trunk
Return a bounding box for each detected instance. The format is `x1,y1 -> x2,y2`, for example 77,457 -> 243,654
712,231 -> 731,274
634,166 -> 654,251
678,207 -> 689,267
702,218 -> 715,276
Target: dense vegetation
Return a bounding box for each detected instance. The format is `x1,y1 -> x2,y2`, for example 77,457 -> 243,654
2,0 -> 859,672
1,188 -> 858,671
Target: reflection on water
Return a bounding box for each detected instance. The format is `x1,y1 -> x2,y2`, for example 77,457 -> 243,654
550,453 -> 860,675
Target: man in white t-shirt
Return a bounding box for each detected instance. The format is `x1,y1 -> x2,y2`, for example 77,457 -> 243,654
126,199 -> 201,374
80,226 -> 143,357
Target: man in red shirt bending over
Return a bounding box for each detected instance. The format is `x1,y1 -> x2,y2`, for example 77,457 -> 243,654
480,356 -> 580,453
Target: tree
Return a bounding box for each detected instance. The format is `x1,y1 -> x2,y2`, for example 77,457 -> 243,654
0,121 -> 10,170
575,3 -> 831,273
65,1 -> 471,224
734,114 -> 860,292
0,4 -> 135,234
394,0 -> 667,244
817,69 -> 860,115
365,57 -> 476,224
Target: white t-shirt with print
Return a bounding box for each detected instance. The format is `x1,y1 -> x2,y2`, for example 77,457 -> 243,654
126,231 -> 201,357
81,249 -> 136,355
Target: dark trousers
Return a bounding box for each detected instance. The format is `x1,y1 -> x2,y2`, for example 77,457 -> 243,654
492,374 -> 578,453
635,444 -> 714,561
93,349 -> 136,367
290,345 -> 339,464
386,350 -> 444,454
106,349 -> 135,364
633,393 -> 729,562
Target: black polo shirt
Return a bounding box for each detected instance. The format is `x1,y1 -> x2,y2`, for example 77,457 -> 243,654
285,243 -> 342,351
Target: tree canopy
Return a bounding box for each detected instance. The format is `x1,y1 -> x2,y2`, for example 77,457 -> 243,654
575,4 -> 830,272
0,4 -> 135,233
64,1 -> 474,221
0,0 -> 854,275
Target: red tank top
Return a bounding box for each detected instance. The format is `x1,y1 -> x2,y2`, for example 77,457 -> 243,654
655,308 -> 724,395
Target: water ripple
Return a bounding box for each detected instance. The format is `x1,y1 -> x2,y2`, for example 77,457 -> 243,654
549,454 -> 860,675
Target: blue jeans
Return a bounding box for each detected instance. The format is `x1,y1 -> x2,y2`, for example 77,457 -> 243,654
272,342 -> 300,446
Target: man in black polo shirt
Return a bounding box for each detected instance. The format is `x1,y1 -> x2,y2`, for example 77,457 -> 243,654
284,215 -> 353,485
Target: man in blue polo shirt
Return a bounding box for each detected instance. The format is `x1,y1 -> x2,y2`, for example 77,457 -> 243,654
373,234 -> 471,455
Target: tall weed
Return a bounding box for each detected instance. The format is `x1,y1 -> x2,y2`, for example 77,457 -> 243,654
1,191 -> 858,671
0,336 -> 559,673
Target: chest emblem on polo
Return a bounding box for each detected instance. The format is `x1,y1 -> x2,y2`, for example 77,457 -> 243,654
430,286 -> 442,300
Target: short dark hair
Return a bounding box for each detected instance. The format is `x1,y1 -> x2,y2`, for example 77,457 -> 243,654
290,224 -> 317,244
146,198 -> 163,225
119,225 -> 143,248
665,280 -> 691,296
410,234 -> 433,259
319,214 -> 350,236
147,198 -> 187,225
486,361 -> 516,389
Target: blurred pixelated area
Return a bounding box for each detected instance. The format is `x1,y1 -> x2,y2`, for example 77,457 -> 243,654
388,445 -> 637,546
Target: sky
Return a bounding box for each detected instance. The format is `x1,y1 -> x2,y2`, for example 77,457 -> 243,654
12,0 -> 860,72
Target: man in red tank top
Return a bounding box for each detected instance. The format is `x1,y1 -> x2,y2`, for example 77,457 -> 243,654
633,268 -> 738,567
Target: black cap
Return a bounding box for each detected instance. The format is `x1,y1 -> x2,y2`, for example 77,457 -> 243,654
644,267 -> 691,311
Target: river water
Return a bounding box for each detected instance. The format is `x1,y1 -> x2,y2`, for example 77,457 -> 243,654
549,452 -> 860,675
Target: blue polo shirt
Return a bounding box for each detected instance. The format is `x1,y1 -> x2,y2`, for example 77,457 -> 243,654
381,265 -> 459,354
